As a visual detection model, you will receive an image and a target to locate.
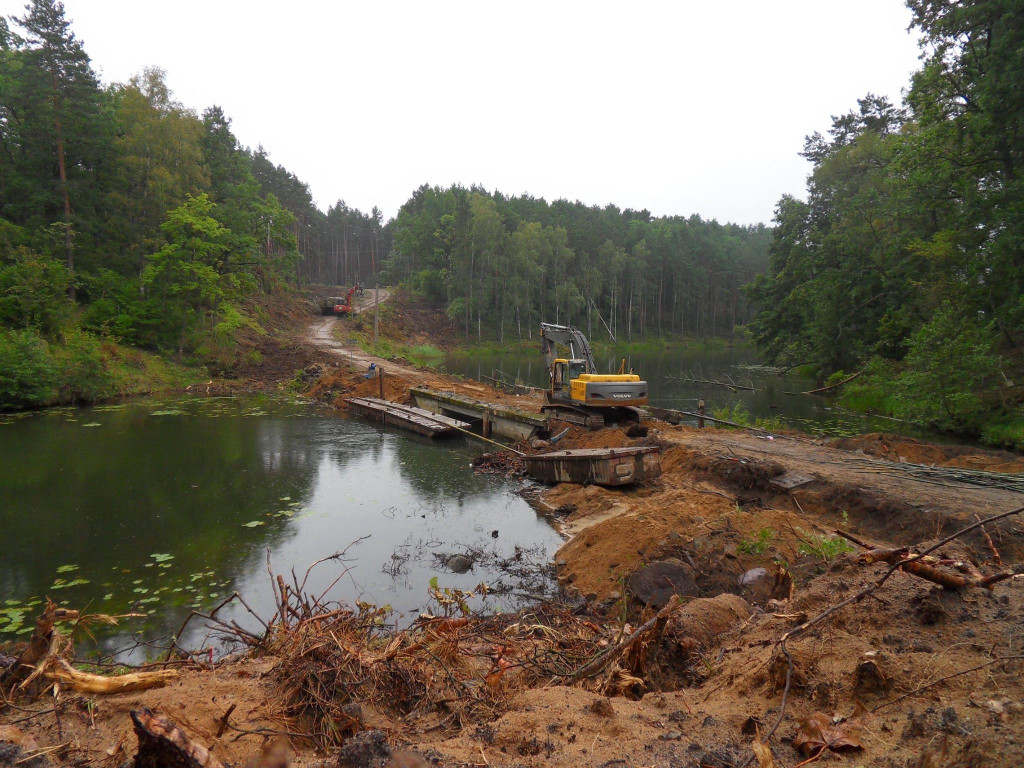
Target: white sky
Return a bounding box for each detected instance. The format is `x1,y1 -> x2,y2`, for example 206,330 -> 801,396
4,1 -> 922,224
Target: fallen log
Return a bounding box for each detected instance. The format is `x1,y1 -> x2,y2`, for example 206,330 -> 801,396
669,375 -> 758,392
856,547 -> 1016,590
47,658 -> 178,694
130,707 -> 226,768
785,370 -> 862,396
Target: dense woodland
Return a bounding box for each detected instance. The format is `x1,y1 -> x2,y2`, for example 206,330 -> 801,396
0,0 -> 385,408
0,0 -> 769,414
746,0 -> 1023,444
1,0 -> 1021,446
384,187 -> 769,343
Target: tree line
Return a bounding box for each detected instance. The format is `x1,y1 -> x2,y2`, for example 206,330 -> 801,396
0,1 -> 384,407
385,185 -> 770,343
745,0 -> 1023,445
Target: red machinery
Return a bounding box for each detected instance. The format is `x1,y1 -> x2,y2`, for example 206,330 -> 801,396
321,285 -> 360,315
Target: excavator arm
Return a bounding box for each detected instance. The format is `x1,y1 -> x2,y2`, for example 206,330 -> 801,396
539,323 -> 597,373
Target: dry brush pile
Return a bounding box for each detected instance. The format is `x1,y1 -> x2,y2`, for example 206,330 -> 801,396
262,580 -> 680,750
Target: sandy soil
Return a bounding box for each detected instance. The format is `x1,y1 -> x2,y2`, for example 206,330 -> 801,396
4,295 -> 1024,768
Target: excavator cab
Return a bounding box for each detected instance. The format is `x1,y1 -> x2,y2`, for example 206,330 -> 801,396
551,359 -> 586,396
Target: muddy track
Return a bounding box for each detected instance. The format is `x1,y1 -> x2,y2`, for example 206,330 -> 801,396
658,426 -> 1024,549
306,289 -> 424,378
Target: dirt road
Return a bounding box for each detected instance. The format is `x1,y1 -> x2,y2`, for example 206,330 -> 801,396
307,288 -> 423,376
660,424 -> 1024,532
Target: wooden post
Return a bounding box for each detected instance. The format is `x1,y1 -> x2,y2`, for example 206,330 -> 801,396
697,399 -> 705,429
482,408 -> 492,439
378,366 -> 384,399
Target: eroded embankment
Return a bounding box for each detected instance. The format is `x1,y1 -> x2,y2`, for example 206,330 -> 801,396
3,359 -> 1023,768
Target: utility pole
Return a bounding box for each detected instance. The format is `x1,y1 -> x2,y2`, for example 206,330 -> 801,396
372,231 -> 380,345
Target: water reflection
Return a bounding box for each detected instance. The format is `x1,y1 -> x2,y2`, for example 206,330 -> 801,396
0,397 -> 562,657
443,344 -> 936,439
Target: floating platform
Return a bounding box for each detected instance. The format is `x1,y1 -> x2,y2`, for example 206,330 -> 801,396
346,397 -> 471,438
524,446 -> 662,487
410,387 -> 548,441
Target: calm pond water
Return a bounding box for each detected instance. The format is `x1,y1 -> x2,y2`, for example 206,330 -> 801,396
0,397 -> 562,658
443,343 -> 933,439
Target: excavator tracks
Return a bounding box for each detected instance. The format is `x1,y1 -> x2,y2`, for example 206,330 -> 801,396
541,404 -> 605,430
541,404 -> 644,430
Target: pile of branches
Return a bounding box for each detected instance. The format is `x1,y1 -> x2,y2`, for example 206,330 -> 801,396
471,450 -> 525,478
265,572 -> 684,750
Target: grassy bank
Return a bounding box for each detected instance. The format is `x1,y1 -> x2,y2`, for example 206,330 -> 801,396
0,327 -> 204,411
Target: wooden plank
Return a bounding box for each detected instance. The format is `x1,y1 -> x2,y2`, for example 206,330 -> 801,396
353,398 -> 471,428
345,397 -> 471,438
770,470 -> 815,489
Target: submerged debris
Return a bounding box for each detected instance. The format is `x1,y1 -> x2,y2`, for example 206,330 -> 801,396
471,450 -> 526,478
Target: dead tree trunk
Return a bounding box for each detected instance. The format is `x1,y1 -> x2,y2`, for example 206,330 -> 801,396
130,708 -> 227,768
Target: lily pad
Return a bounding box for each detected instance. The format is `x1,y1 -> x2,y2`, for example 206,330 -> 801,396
82,422 -> 102,427
242,520 -> 265,527
150,409 -> 186,416
56,564 -> 79,573
150,553 -> 174,563
51,577 -> 89,589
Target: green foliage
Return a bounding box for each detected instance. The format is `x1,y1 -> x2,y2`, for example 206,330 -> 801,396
711,402 -> 750,427
213,303 -> 262,341
54,328 -> 114,404
738,527 -> 775,556
981,416 -> 1024,452
79,269 -> 156,344
824,370 -> 848,388
0,328 -> 57,409
892,304 -> 1000,432
754,415 -> 787,432
838,358 -> 901,415
0,11 -> 326,402
0,249 -> 71,334
409,268 -> 447,304
745,2 -> 1024,440
389,185 -> 769,343
709,402 -> 784,431
797,530 -> 854,562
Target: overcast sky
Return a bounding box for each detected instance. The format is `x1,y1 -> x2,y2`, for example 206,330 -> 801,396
4,1 -> 922,224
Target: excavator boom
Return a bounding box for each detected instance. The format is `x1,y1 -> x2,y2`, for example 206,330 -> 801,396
540,323 -> 597,373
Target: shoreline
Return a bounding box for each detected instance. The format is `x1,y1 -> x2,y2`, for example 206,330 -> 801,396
4,308 -> 1024,767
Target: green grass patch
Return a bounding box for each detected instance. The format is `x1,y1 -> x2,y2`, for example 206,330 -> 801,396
980,414 -> 1024,451
404,344 -> 445,367
738,527 -> 775,556
354,336 -> 445,369
797,530 -> 854,562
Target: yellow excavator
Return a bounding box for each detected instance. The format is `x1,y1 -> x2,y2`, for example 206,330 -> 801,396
540,322 -> 648,429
